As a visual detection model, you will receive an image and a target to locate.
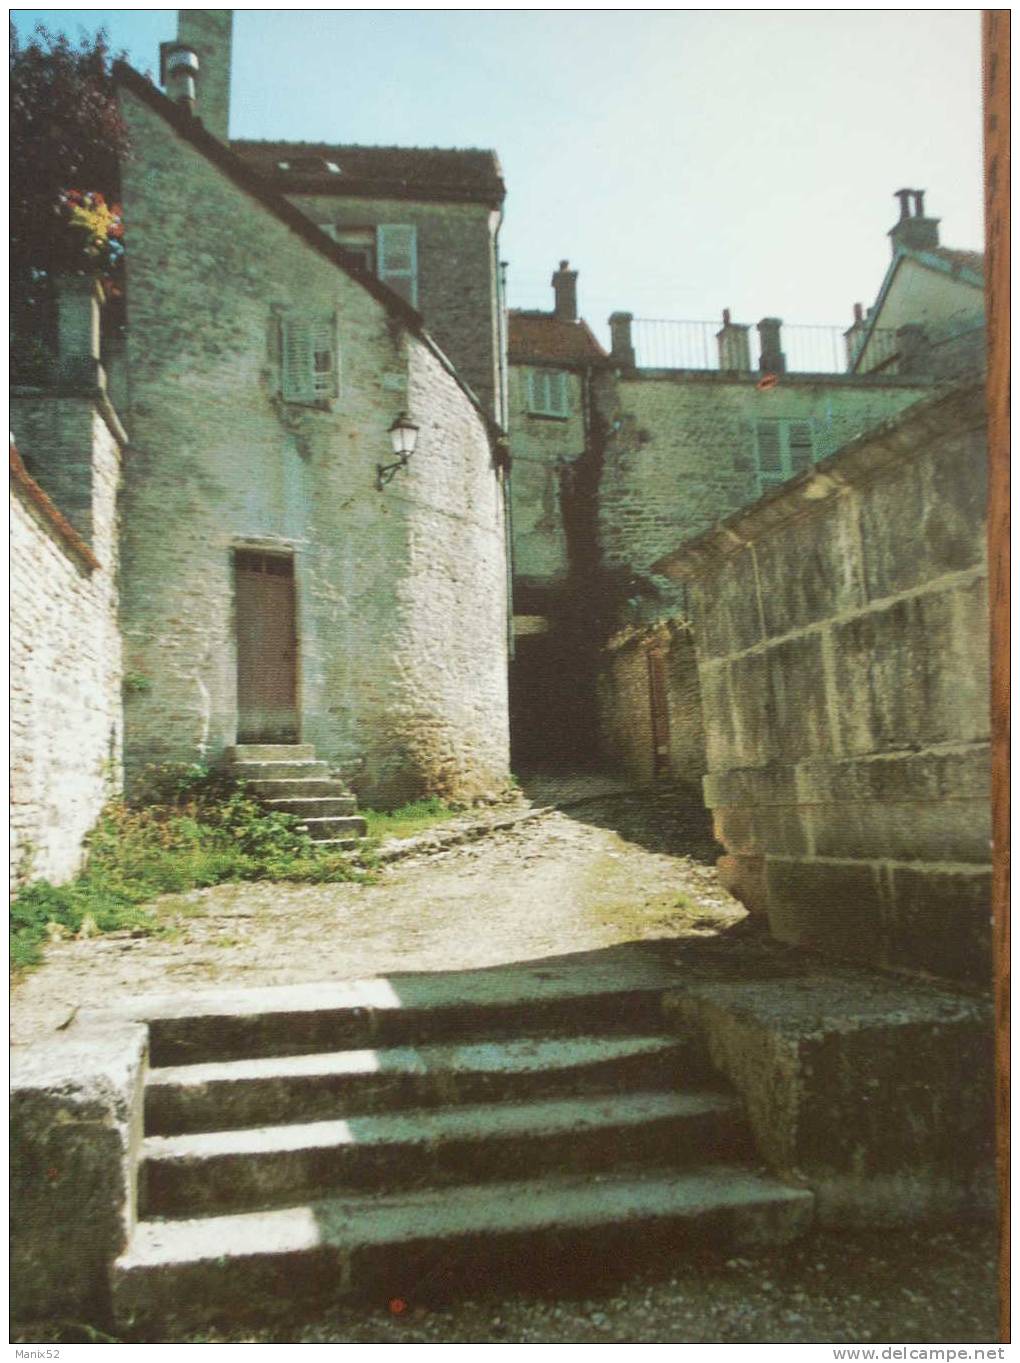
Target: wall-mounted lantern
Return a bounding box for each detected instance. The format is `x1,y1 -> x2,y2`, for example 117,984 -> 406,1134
377,412 -> 420,489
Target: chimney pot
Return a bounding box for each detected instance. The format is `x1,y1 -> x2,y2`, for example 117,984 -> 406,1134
888,187 -> 939,255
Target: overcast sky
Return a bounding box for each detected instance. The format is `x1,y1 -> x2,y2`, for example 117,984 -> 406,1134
12,8 -> 985,347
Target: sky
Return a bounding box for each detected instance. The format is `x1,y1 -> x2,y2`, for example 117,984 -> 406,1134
11,8 -> 985,349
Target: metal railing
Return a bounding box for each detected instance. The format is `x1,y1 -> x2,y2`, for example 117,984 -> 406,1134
630,318 -> 900,375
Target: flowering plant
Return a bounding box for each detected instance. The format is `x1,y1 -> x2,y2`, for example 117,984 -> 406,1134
56,188 -> 124,276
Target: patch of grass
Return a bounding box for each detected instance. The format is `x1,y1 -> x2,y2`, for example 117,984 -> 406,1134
10,763 -> 367,975
360,795 -> 459,843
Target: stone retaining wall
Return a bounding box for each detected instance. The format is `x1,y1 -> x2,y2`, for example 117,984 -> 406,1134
655,381 -> 990,984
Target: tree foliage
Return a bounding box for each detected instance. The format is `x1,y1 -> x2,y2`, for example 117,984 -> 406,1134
10,23 -> 130,375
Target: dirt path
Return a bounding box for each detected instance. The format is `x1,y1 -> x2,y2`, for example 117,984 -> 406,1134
10,786 -> 742,1046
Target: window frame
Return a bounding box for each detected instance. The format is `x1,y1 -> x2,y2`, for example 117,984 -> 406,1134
753,417 -> 815,493
526,367 -> 569,419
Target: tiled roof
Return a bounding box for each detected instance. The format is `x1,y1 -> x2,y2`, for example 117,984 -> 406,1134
231,140 -> 505,206
932,247 -> 985,278
508,311 -> 607,365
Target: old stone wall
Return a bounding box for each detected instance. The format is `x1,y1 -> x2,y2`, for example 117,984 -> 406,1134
10,400 -> 123,887
507,363 -> 587,597
595,370 -> 932,585
287,193 -> 502,421
119,90 -> 508,806
657,381 -> 990,984
596,624 -> 706,787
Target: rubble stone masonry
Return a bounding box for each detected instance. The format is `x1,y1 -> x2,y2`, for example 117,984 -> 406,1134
118,91 -> 508,804
595,370 -> 933,581
10,401 -> 123,887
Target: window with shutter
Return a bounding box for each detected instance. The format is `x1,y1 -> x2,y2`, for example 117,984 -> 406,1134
526,368 -> 569,417
787,421 -> 814,471
754,418 -> 815,493
377,225 -> 418,307
280,315 -> 338,405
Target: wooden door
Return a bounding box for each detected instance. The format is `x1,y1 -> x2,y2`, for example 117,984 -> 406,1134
235,550 -> 298,743
647,647 -> 672,779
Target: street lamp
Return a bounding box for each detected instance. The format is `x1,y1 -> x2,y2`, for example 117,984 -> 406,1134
377,413 -> 420,489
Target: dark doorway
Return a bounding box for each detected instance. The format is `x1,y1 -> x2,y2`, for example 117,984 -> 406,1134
234,549 -> 298,742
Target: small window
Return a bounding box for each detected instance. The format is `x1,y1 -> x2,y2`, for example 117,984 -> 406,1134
280,314 -> 338,405
377,224 -> 418,307
335,227 -> 376,274
527,368 -> 569,418
753,418 -> 815,492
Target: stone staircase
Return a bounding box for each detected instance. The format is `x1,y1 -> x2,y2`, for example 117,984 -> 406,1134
110,960 -> 813,1332
225,743 -> 367,849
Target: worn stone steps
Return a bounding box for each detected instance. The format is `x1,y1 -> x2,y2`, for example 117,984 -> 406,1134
142,969 -> 680,1067
226,743 -> 316,763
296,815 -> 368,841
224,743 -> 368,848
233,760 -> 331,782
112,1167 -> 813,1329
247,779 -> 353,802
140,1089 -> 749,1218
144,1033 -> 710,1135
107,960 -> 813,1329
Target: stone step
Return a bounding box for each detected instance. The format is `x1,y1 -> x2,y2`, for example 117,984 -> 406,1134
231,760 -> 331,782
112,1166 -> 814,1329
145,1033 -> 711,1136
246,779 -> 352,801
268,797 -> 360,820
308,838 -> 362,852
142,965 -> 684,1066
298,815 -> 368,841
139,1089 -> 749,1218
226,744 -> 316,763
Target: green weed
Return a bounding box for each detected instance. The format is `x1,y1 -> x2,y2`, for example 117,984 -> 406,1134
10,764 -> 364,974
360,795 -> 457,843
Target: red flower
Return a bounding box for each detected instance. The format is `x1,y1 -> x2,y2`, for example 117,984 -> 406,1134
388,1298 -> 407,1315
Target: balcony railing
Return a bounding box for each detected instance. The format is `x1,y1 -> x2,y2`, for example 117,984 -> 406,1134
630,317 -> 900,375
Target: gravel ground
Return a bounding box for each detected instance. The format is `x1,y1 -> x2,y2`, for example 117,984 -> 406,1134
10,782 -> 736,1045
10,779 -> 1000,1346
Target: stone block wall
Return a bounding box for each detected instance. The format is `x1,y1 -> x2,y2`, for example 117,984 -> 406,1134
594,369 -> 932,586
656,381 -> 990,984
10,400 -> 123,887
118,90 -> 509,806
596,624 -> 706,787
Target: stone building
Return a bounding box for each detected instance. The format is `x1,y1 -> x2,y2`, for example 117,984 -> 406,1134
845,190 -> 986,380
506,262 -> 607,763
114,57 -> 510,806
161,12 -> 508,425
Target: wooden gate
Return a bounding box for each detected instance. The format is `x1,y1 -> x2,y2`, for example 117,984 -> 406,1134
647,647 -> 672,779
234,550 -> 298,743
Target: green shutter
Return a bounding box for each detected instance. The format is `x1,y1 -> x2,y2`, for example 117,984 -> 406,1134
377,225 -> 418,307
281,315 -> 337,404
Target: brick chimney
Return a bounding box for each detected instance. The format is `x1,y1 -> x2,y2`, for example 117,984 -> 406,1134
552,260 -> 578,322
162,10 -> 233,141
888,188 -> 940,256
